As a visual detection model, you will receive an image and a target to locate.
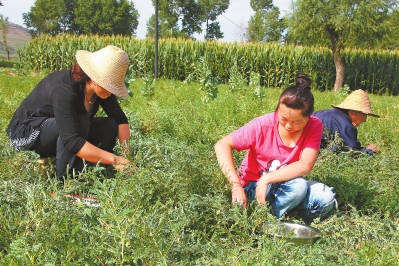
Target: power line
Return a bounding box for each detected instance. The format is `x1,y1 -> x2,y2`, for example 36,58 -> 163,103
220,14 -> 246,31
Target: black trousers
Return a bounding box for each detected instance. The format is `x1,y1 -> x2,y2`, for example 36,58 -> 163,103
31,115 -> 118,179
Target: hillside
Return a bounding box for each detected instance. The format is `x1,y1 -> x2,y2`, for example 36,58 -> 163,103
0,22 -> 31,61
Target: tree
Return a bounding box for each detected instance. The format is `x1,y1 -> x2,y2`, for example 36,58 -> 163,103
151,0 -> 229,40
59,0 -> 80,34
75,0 -> 139,35
204,21 -> 223,40
153,0 -> 200,38
245,0 -> 286,42
23,0 -> 139,36
376,9 -> 399,49
198,0 -> 229,40
23,0 -> 66,36
146,14 -> 186,38
0,14 -> 9,59
287,0 -> 398,92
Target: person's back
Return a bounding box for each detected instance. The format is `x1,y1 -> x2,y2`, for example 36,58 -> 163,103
313,108 -> 361,150
313,89 -> 379,154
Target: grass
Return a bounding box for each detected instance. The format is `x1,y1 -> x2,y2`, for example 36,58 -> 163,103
0,67 -> 398,265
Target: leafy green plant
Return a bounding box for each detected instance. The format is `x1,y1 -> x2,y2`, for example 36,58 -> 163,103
228,63 -> 246,92
140,73 -> 155,99
249,71 -> 265,99
185,57 -> 219,103
338,84 -> 351,97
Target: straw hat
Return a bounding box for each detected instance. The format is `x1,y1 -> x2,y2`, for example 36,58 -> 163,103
332,89 -> 379,117
76,45 -> 129,98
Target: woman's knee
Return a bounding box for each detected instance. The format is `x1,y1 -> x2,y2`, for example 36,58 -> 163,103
268,177 -> 308,218
307,181 -> 336,209
90,117 -> 118,137
297,181 -> 337,223
284,177 -> 308,199
88,118 -> 118,152
102,118 -> 118,135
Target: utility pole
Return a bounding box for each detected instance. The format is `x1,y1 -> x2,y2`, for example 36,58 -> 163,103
154,0 -> 159,79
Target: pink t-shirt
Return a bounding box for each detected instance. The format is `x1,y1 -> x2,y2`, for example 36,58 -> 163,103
230,112 -> 322,187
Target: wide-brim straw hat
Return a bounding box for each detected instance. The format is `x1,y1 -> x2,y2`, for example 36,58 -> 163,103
76,45 -> 129,98
332,89 -> 379,118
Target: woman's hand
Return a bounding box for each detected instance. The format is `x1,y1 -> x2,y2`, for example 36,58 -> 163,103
215,135 -> 247,206
256,174 -> 270,206
113,156 -> 130,171
231,183 -> 247,206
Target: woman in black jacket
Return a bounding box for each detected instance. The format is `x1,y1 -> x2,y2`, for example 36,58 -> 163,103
7,45 -> 131,180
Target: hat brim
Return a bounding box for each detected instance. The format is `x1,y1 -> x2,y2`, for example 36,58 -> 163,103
332,105 -> 380,118
76,49 -> 129,98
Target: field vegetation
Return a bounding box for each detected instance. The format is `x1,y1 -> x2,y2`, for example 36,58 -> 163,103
19,35 -> 399,95
0,62 -> 398,264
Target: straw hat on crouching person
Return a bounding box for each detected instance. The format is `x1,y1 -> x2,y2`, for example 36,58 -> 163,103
313,89 -> 379,154
76,45 -> 129,98
332,89 -> 379,119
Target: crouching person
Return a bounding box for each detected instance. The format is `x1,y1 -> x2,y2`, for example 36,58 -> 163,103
7,45 -> 131,180
214,74 -> 336,224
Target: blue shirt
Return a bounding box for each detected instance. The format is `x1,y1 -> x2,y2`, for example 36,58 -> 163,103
313,108 -> 372,154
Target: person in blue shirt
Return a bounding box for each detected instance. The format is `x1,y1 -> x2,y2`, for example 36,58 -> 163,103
313,89 -> 379,154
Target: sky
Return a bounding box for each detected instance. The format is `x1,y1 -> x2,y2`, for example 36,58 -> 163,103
0,0 -> 292,42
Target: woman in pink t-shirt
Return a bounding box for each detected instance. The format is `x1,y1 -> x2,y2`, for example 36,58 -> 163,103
215,74 -> 336,224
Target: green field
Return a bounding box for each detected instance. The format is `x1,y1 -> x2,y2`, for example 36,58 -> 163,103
0,67 -> 398,265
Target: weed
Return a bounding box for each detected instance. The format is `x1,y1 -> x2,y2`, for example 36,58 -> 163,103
0,70 -> 398,264
228,63 -> 246,92
140,73 -> 155,99
249,71 -> 266,99
185,57 -> 219,103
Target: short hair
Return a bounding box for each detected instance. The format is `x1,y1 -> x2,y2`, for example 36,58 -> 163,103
71,63 -> 90,83
275,74 -> 314,117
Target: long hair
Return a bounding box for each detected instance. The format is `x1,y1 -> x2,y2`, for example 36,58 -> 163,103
275,74 -> 314,117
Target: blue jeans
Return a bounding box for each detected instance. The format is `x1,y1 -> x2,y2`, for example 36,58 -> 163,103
244,178 -> 336,224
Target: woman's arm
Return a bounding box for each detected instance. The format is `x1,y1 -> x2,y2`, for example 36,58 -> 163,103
255,147 -> 319,205
215,134 -> 247,205
76,141 -> 130,169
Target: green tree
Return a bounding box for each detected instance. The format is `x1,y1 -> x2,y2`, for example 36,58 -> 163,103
74,0 -> 139,35
198,0 -> 229,40
204,21 -> 223,40
152,0 -> 229,40
377,9 -> 399,49
153,0 -> 201,38
246,0 -> 286,42
23,0 -> 66,36
23,0 -> 138,36
59,0 -> 80,34
146,14 -> 186,38
0,14 -> 8,59
287,0 -> 398,92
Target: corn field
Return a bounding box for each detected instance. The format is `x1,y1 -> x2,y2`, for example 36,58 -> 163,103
18,34 -> 399,94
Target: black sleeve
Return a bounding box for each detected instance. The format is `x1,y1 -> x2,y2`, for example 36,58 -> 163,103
100,95 -> 128,125
51,86 -> 86,154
